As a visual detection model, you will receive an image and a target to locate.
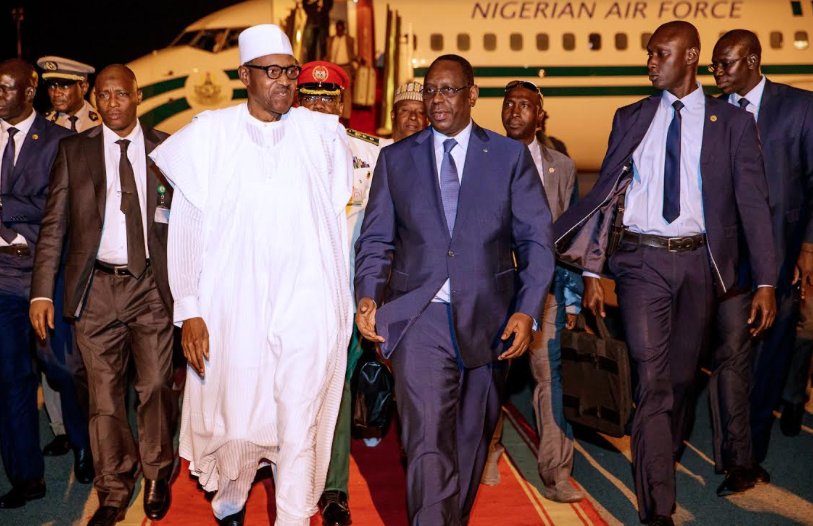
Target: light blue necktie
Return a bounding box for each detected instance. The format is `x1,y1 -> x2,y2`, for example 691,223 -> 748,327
440,138 -> 459,235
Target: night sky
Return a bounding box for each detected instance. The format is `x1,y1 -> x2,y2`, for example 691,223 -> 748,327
0,0 -> 245,109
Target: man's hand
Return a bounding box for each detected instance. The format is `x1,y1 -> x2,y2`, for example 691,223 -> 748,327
29,301 -> 55,341
499,312 -> 533,360
748,287 -> 777,338
794,244 -> 813,300
182,317 -> 209,378
356,297 -> 385,343
582,276 -> 605,318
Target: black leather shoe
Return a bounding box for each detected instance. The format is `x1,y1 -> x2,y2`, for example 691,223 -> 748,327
87,506 -> 126,526
319,491 -> 351,526
143,477 -> 171,520
218,507 -> 246,526
43,434 -> 72,456
74,448 -> 95,484
717,465 -> 756,496
0,479 -> 46,509
646,516 -> 675,526
751,463 -> 771,484
781,403 -> 805,437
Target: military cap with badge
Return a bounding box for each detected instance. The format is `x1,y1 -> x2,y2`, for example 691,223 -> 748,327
37,56 -> 100,132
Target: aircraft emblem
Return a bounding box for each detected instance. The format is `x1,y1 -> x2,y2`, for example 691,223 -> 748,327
192,72 -> 224,106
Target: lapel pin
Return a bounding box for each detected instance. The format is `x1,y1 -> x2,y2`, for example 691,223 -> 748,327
31,134 -> 39,140
549,167 -> 555,173
483,149 -> 488,153
710,115 -> 718,122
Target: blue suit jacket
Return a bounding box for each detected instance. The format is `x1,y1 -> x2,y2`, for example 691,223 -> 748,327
354,123 -> 555,368
554,92 -> 776,295
747,80 -> 813,291
1,113 -> 72,258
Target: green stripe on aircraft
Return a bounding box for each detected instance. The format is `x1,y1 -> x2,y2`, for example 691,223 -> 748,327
140,77 -> 188,102
140,98 -> 191,128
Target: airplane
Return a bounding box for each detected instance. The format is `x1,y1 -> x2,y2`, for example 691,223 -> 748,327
127,0 -> 813,171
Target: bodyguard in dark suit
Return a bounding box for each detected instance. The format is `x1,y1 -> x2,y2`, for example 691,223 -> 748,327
354,55 -> 554,525
29,65 -> 175,526
709,30 -> 813,493
554,22 -> 776,526
0,59 -> 73,509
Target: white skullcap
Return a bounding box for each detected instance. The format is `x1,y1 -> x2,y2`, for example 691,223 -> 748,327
238,24 -> 294,65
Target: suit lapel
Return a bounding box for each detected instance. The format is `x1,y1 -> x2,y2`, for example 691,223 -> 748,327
8,113 -> 46,191
453,124 -> 489,239
144,126 -> 160,235
410,128 -> 450,241
538,142 -> 558,202
83,126 -> 107,223
700,95 -> 718,168
756,79 -> 777,144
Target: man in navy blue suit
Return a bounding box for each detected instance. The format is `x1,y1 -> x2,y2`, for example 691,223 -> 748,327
0,59 -> 73,509
354,54 -> 554,525
554,22 -> 776,526
709,29 -> 813,494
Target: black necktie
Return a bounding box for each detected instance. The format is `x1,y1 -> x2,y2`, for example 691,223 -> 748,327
116,139 -> 147,277
663,101 -> 684,224
738,98 -> 750,109
68,115 -> 78,132
0,127 -> 20,243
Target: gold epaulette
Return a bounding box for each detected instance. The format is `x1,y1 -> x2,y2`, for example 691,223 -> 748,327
347,128 -> 379,146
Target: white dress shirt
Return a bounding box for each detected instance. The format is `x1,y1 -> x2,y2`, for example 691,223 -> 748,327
527,139 -> 546,186
624,83 -> 706,237
729,75 -> 766,121
0,109 -> 37,246
431,120 -> 472,304
97,122 -> 150,264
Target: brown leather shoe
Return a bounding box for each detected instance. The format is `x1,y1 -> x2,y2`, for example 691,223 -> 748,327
0,479 -> 45,509
143,477 -> 171,520
87,506 -> 126,526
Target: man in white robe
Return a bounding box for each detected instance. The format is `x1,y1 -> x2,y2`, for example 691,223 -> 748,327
149,25 -> 353,526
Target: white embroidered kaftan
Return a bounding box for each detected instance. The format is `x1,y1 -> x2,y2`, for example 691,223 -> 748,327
149,104 -> 353,525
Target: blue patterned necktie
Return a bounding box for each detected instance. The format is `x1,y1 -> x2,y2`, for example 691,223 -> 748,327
440,138 -> 460,236
1,127 -> 20,243
738,97 -> 750,109
663,100 -> 684,224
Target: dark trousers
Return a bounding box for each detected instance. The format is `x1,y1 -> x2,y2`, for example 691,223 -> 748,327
609,241 -> 715,522
750,285 -> 800,463
0,253 -> 43,484
36,270 -> 90,449
74,267 -> 176,507
391,303 -> 506,526
783,296 -> 813,407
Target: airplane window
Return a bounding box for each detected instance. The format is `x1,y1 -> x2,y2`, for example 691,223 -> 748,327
791,1 -> 802,16
484,33 -> 497,51
221,28 -> 248,52
536,33 -> 549,51
615,33 -> 628,50
192,29 -> 228,53
172,30 -> 200,47
430,34 -> 444,51
458,34 -> 471,51
795,31 -> 809,50
589,33 -> 601,51
563,33 -> 576,51
641,32 -> 652,49
510,33 -> 523,51
770,31 -> 783,49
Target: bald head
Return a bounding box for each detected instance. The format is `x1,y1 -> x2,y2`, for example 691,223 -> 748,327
0,59 -> 37,123
94,64 -> 142,137
712,30 -> 763,96
95,64 -> 137,91
646,21 -> 701,97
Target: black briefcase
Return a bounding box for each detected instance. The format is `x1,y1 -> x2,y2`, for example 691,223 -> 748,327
560,313 -> 632,437
350,347 -> 395,440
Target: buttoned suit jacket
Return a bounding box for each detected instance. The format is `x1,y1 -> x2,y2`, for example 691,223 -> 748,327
354,123 -> 555,368
553,92 -> 776,295
1,113 -> 72,262
31,123 -> 173,318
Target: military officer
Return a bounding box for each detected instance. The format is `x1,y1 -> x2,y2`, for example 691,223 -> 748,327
297,60 -> 381,526
37,56 -> 99,132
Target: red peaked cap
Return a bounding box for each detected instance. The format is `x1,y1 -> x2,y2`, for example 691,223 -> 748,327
297,61 -> 349,95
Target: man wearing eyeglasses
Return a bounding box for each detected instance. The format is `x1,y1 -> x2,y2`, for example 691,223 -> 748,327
555,21 -> 775,526
355,54 -> 554,525
38,56 -> 100,133
708,29 -> 813,497
149,26 -> 354,526
297,59 -> 381,526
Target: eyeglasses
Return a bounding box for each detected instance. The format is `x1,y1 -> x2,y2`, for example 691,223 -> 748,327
707,56 -> 746,73
243,64 -> 302,80
422,85 -> 471,100
504,80 -> 541,94
301,94 -> 339,104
